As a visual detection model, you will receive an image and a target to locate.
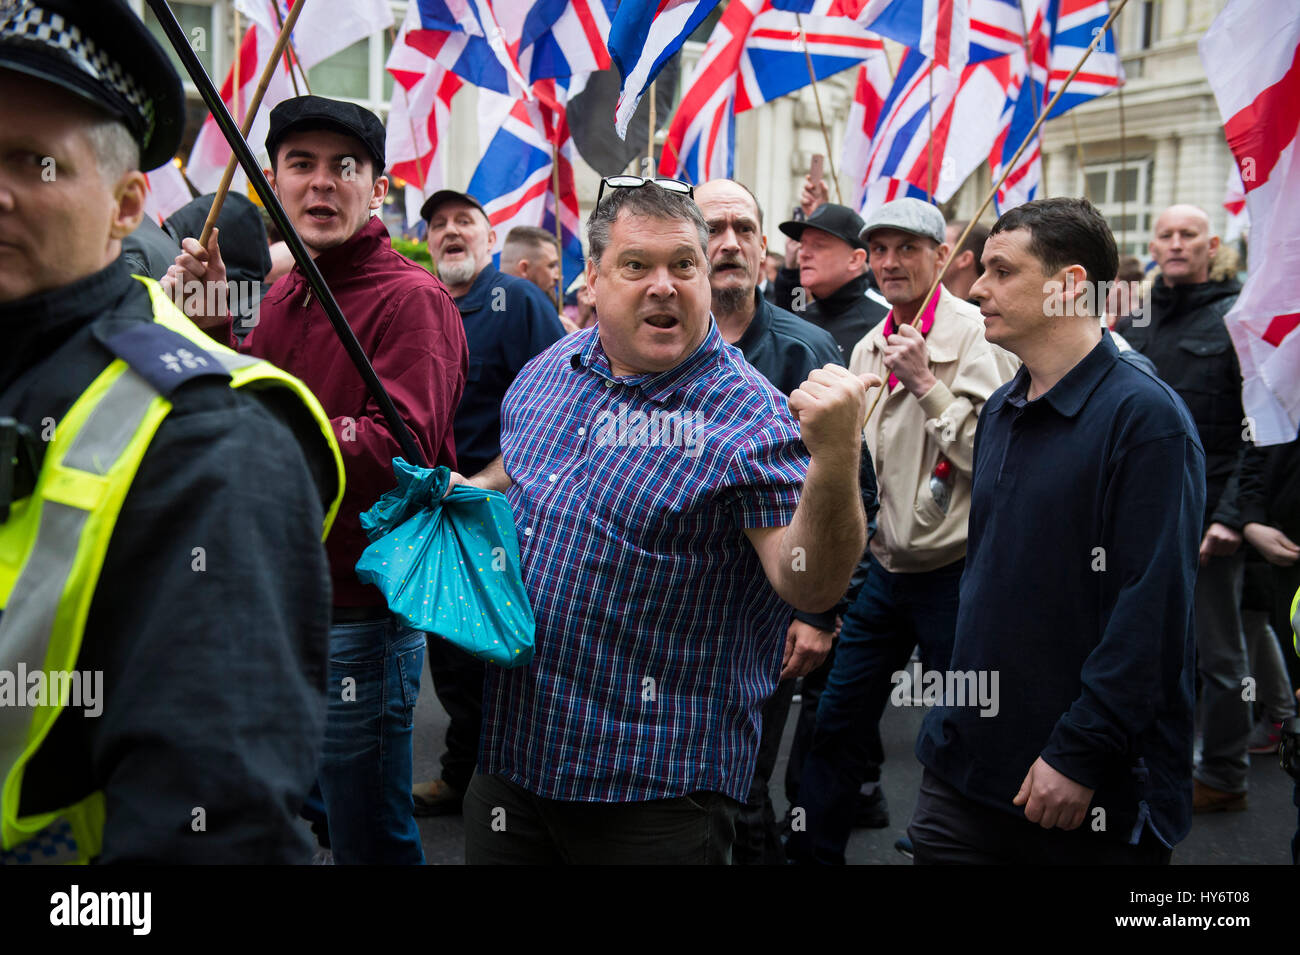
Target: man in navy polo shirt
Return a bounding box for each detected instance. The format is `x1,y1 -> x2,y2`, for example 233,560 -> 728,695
910,197 -> 1205,864
458,180 -> 879,864
412,189 -> 566,818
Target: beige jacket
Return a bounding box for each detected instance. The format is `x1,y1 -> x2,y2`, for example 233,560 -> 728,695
849,286 -> 1019,573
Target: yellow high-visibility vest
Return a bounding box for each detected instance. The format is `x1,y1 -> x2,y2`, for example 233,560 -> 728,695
0,277 -> 344,864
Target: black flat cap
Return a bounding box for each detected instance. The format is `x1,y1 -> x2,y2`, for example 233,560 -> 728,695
266,95 -> 386,172
420,189 -> 488,225
0,0 -> 184,170
778,203 -> 869,251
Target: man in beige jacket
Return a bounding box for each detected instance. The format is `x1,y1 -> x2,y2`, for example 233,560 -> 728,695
786,199 -> 1017,864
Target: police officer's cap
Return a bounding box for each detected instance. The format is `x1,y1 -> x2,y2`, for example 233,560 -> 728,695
0,0 -> 185,171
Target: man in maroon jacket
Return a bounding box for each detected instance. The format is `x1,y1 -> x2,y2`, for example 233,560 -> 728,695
166,96 -> 468,864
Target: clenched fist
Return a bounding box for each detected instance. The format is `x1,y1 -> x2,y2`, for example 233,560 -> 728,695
788,365 -> 882,461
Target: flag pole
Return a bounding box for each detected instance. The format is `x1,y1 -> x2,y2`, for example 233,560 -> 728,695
1015,0 -> 1042,124
647,79 -> 657,168
199,0 -> 308,246
270,0 -> 312,96
388,25 -> 429,213
232,6 -> 241,126
926,65 -> 934,202
796,14 -> 843,204
552,139 -> 564,309
861,0 -> 1131,427
147,0 -> 428,468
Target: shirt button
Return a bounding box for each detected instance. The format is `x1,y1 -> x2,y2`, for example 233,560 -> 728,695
577,427 -> 586,436
524,527 -> 533,536
548,473 -> 558,482
604,380 -> 613,388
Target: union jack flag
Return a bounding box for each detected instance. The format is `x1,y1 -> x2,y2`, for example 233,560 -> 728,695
773,0 -> 970,72
608,0 -> 724,139
497,0 -> 617,83
660,0 -> 884,183
842,45 -> 896,210
852,47 -> 1015,217
410,0 -> 532,95
467,76 -> 585,292
386,3 -> 464,226
986,0 -> 1122,212
409,1 -> 616,97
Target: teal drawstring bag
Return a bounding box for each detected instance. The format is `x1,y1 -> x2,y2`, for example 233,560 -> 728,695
355,458 -> 535,668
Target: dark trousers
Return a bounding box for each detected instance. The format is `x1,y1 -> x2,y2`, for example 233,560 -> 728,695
464,772 -> 740,864
734,677 -> 796,865
908,769 -> 1173,864
787,555 -> 962,864
425,638 -> 485,793
785,653 -> 833,805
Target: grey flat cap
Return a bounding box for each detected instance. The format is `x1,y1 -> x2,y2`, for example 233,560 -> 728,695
860,197 -> 946,245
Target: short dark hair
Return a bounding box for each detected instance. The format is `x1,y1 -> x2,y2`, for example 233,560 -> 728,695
947,219 -> 991,276
1116,255 -> 1144,283
989,197 -> 1118,286
587,183 -> 709,266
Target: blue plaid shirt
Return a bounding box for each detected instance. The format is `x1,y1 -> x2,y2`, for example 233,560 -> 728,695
480,321 -> 810,802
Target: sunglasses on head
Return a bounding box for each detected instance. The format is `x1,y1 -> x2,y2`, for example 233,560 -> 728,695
596,175 -> 694,208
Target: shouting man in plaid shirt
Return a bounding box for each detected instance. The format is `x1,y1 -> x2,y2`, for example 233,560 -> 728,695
456,180 -> 879,864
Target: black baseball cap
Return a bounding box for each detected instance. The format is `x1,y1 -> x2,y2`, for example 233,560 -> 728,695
266,95 -> 386,172
778,203 -> 869,251
420,189 -> 489,225
0,0 -> 185,170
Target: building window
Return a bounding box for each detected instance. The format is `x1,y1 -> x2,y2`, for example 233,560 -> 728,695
1139,0 -> 1161,50
309,40 -> 371,101
1084,159 -> 1153,257
143,1 -> 218,78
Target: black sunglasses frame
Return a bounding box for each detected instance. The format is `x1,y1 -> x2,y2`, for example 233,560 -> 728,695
595,175 -> 695,208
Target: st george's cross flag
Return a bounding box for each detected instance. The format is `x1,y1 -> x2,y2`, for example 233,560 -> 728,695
1201,0 -> 1300,445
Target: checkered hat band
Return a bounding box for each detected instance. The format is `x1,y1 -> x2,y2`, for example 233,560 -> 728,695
0,1 -> 156,148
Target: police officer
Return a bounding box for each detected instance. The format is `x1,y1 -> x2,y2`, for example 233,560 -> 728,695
0,0 -> 343,863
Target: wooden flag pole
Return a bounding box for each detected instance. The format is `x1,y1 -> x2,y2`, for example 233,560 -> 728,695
1015,0 -> 1042,125
270,0 -> 311,96
926,65 -> 934,202
552,139 -> 564,309
860,0 -> 1131,427
797,13 -> 843,204
647,79 -> 657,168
199,0 -> 308,246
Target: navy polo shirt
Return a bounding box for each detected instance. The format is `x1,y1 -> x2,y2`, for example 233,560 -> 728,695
916,332 -> 1206,847
452,264 -> 566,475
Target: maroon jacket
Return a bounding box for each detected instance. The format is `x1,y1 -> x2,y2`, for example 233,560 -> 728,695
231,216 -> 467,607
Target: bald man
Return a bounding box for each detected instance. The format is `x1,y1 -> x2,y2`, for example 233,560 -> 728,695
1116,204 -> 1263,814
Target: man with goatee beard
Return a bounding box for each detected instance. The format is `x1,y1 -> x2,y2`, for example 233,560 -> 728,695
414,189 -> 566,819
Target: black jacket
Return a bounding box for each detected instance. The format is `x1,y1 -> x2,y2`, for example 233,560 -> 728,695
733,292 -> 880,632
1117,278 -> 1261,530
773,268 -> 889,361
2,258 -> 337,863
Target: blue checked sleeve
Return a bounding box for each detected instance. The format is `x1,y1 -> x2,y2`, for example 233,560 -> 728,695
720,411 -> 809,529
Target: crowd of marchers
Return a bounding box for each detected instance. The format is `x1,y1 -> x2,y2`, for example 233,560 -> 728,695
4,0 -> 1297,868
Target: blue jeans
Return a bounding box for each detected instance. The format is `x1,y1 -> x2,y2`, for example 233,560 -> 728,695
306,615 -> 426,864
787,554 -> 962,864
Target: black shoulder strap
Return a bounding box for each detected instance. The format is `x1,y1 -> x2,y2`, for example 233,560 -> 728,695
96,323 -> 230,397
